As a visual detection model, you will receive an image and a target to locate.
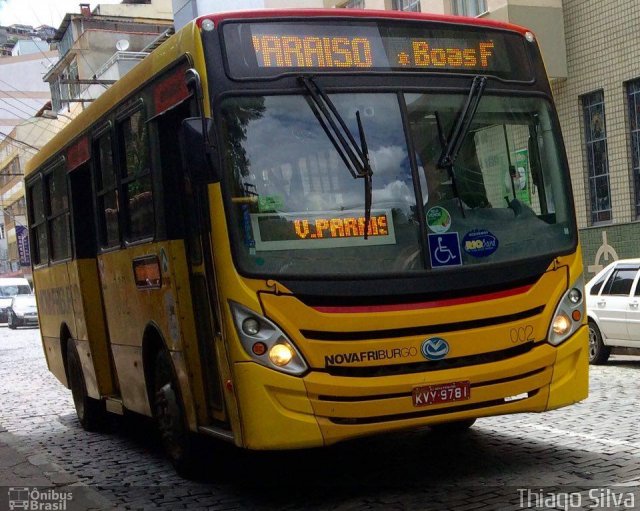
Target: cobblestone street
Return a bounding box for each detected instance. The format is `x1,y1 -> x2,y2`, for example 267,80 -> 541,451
1,326 -> 639,510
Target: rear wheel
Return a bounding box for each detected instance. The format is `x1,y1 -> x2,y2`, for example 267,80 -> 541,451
67,341 -> 106,430
153,350 -> 201,479
430,418 -> 476,433
588,320 -> 610,365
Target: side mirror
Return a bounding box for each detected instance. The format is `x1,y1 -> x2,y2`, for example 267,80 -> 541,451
180,117 -> 219,183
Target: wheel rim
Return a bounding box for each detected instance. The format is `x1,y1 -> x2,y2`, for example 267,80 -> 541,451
588,325 -> 597,360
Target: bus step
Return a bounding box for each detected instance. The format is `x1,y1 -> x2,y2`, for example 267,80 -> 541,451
105,397 -> 124,415
198,425 -> 234,443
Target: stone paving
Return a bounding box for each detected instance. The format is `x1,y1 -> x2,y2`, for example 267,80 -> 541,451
0,326 -> 639,510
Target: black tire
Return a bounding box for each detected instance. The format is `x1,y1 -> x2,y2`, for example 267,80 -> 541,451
430,418 -> 476,433
588,320 -> 610,365
153,350 -> 201,479
67,341 -> 106,431
7,313 -> 16,330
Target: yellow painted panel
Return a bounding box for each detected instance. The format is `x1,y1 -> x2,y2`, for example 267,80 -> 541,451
304,343 -> 556,398
33,263 -> 75,342
317,388 -> 551,446
310,367 -> 552,419
99,240 -> 207,426
69,259 -> 114,397
546,326 -> 589,410
42,336 -> 67,388
233,362 -> 323,450
260,269 -> 567,370
110,344 -> 150,416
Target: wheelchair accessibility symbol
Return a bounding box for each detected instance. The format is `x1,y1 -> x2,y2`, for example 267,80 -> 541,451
428,232 -> 462,268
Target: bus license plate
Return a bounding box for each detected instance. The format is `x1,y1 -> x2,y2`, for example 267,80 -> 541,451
412,381 -> 471,407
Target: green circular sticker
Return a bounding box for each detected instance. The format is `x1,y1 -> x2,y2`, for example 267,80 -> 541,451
426,206 -> 452,233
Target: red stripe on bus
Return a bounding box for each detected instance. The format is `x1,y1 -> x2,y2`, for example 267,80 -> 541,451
197,9 -> 530,36
312,285 -> 533,313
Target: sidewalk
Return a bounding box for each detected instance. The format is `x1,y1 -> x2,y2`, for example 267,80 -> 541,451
0,427 -> 113,510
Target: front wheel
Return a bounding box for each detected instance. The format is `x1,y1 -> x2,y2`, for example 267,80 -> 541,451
7,313 -> 16,329
588,320 -> 610,365
153,350 -> 201,479
67,341 -> 106,430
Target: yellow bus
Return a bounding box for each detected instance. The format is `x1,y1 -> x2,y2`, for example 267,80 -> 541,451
25,9 -> 588,477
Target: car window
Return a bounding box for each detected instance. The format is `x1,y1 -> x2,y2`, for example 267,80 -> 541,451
589,269 -> 612,295
601,267 -> 638,296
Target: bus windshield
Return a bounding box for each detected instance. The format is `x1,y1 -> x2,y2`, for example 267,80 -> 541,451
220,92 -> 575,277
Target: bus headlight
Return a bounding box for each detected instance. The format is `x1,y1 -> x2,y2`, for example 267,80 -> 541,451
548,274 -> 585,346
269,343 -> 294,366
229,301 -> 308,376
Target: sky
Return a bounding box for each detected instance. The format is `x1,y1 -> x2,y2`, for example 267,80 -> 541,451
0,0 -> 123,29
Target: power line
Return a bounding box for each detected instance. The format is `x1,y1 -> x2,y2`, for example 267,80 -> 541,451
0,131 -> 40,152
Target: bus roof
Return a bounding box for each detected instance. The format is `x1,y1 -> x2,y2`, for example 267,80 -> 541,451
196,8 -> 531,36
25,8 -> 531,178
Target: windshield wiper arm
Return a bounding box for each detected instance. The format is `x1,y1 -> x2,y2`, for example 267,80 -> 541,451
438,75 -> 487,169
436,75 -> 487,215
299,76 -> 374,238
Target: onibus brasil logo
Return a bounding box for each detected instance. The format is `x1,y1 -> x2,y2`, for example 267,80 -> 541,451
7,487 -> 73,510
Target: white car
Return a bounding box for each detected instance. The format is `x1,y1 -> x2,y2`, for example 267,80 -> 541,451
586,258 -> 640,364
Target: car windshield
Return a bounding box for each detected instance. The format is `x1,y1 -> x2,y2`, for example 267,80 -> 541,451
220,92 -> 575,277
0,285 -> 31,297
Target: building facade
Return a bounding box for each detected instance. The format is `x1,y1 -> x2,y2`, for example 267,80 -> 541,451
0,51 -> 57,139
0,112 -> 69,280
44,1 -> 173,112
548,1 -> 640,277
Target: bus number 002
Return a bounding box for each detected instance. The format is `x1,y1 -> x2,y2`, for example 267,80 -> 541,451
510,325 -> 534,344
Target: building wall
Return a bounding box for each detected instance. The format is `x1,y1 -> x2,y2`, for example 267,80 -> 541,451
550,0 -> 640,277
0,51 -> 57,143
93,0 -> 174,20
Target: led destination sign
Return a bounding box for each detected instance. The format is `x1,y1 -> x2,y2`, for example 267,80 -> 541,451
250,210 -> 396,251
250,34 -> 495,71
223,21 -> 532,80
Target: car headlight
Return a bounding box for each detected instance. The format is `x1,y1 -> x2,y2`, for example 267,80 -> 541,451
229,301 -> 308,376
548,274 -> 585,346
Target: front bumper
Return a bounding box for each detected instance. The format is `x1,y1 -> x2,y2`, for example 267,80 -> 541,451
232,326 -> 588,450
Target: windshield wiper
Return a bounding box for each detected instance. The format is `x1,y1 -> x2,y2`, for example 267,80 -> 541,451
436,75 -> 487,215
299,76 -> 374,239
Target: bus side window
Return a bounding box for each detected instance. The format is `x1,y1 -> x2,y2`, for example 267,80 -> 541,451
94,132 -> 120,248
27,178 -> 48,265
69,162 -> 96,258
46,162 -> 71,262
118,110 -> 154,242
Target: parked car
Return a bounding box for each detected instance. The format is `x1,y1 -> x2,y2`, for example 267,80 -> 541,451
0,278 -> 32,323
586,258 -> 640,364
7,294 -> 38,329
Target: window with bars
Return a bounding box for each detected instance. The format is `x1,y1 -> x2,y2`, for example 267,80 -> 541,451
94,131 -> 120,248
627,79 -> 640,218
341,0 -> 364,7
28,179 -> 46,265
392,0 -> 421,12
46,163 -> 71,261
452,0 -> 487,16
118,110 -> 154,241
582,90 -> 611,224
